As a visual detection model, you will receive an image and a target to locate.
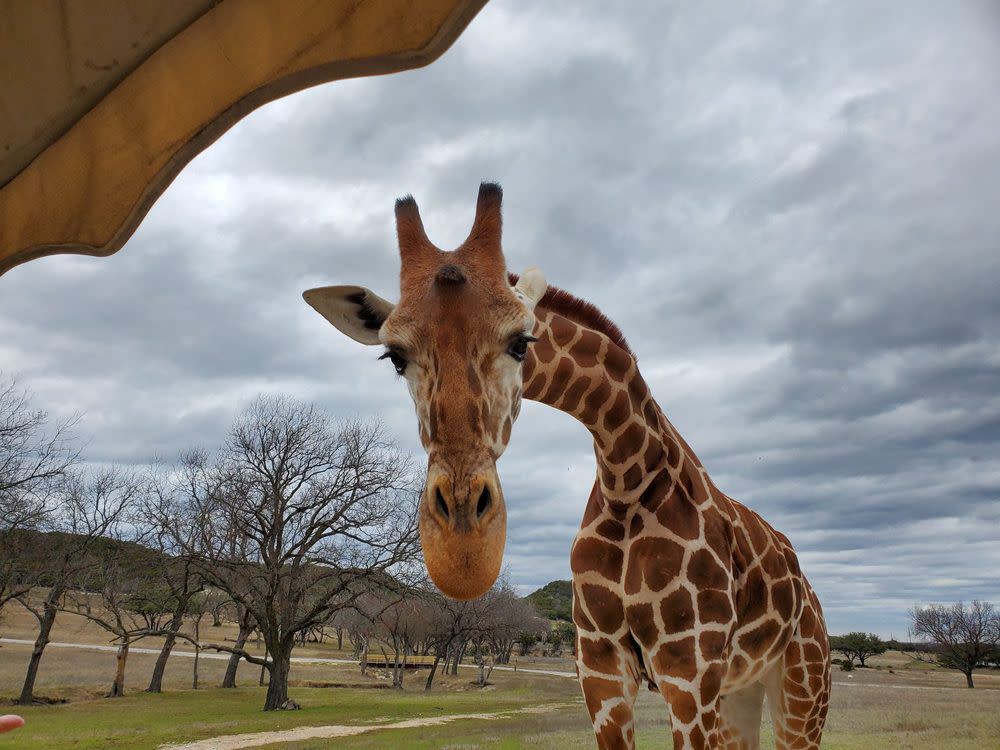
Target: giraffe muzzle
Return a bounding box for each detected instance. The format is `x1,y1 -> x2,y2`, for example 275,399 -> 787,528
419,468 -> 506,600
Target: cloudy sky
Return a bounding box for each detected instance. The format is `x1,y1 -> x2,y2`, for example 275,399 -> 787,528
3,0 -> 999,637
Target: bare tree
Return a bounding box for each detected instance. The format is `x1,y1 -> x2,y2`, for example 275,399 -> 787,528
14,467 -> 137,704
65,555 -> 166,696
221,604 -> 256,688
417,576 -> 544,690
0,375 -> 79,609
375,594 -> 429,689
158,396 -> 420,711
143,464 -> 207,693
486,581 -> 544,665
421,591 -> 475,690
909,600 -> 1000,688
342,602 -> 378,675
61,497 -> 167,698
203,588 -> 230,628
152,452 -> 257,689
186,593 -> 209,690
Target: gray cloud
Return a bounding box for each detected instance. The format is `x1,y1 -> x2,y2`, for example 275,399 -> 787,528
2,0 -> 999,637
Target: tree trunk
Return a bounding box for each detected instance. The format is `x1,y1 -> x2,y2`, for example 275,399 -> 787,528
965,669 -> 975,688
390,647 -> 405,689
18,584 -> 63,704
424,653 -> 441,692
263,642 -> 292,711
107,642 -> 130,697
147,596 -> 189,693
147,630 -> 178,693
450,643 -> 466,676
337,628 -> 343,651
192,618 -> 201,690
360,640 -> 368,676
222,611 -> 253,688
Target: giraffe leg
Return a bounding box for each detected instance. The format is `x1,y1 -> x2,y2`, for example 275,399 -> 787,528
657,676 -> 723,750
716,682 -> 765,750
763,597 -> 831,750
577,635 -> 641,750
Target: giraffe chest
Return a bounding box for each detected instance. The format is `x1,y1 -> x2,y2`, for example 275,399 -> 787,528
570,490 -> 733,640
570,480 -> 804,692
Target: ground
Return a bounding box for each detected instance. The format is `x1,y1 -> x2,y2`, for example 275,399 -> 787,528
1,600 -> 998,748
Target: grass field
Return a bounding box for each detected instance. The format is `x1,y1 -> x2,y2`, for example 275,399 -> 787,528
2,599 -> 999,749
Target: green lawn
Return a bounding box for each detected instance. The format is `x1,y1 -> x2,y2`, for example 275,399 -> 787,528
10,679 -> 996,750
4,686 -> 570,750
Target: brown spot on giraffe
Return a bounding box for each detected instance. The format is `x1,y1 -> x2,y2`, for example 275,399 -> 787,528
540,355 -> 575,404
572,537 -> 624,582
638,468 -> 671,512
609,423 -> 646,465
596,518 -> 625,542
569,329 -> 603,368
580,377 -> 613,425
621,462 -> 643,492
699,630 -> 728,660
603,390 -> 631,433
306,184 -> 830,749
580,636 -> 620,673
660,587 -> 696,633
662,683 -> 699,723
624,536 -> 685,594
581,583 -> 626,634
625,602 -> 659,649
687,548 -> 730,591
655,492 -> 701,540
560,373 -> 592,412
653,636 -> 699,682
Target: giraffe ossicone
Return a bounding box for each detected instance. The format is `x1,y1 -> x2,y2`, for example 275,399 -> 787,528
305,184 -> 831,750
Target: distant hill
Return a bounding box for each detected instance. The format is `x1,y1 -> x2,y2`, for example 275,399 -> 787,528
5,528 -> 169,589
524,580 -> 572,622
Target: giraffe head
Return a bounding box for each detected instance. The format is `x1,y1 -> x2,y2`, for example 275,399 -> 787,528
304,184 -> 546,600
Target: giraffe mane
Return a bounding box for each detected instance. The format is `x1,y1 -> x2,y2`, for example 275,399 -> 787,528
507,273 -> 635,359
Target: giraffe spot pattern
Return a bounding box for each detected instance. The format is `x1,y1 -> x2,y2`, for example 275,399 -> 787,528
653,641 -> 698,686
581,582 -> 626,634
572,537 -> 624,582
660,588 -> 695,633
522,312 -> 830,748
624,536 -> 684,594
596,518 -> 625,542
560,374 -> 592,412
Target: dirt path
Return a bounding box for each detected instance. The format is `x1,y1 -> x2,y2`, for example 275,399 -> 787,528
156,702 -> 577,750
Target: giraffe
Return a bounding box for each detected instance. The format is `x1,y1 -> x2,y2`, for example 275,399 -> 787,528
303,183 -> 831,749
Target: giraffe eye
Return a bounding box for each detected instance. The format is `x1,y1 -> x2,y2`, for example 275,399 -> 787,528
379,349 -> 407,375
507,334 -> 537,362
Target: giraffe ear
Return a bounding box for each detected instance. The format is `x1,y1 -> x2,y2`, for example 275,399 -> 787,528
302,285 -> 395,345
513,267 -> 547,310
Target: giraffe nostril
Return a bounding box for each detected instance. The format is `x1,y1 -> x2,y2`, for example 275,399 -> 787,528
476,485 -> 492,519
435,487 -> 450,520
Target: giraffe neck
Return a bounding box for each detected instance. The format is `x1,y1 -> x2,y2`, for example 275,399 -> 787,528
523,307 -> 701,505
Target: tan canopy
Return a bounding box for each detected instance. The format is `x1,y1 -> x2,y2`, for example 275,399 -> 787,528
0,0 -> 487,277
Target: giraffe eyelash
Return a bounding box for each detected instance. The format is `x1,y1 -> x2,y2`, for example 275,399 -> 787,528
507,334 -> 538,362
379,348 -> 408,375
